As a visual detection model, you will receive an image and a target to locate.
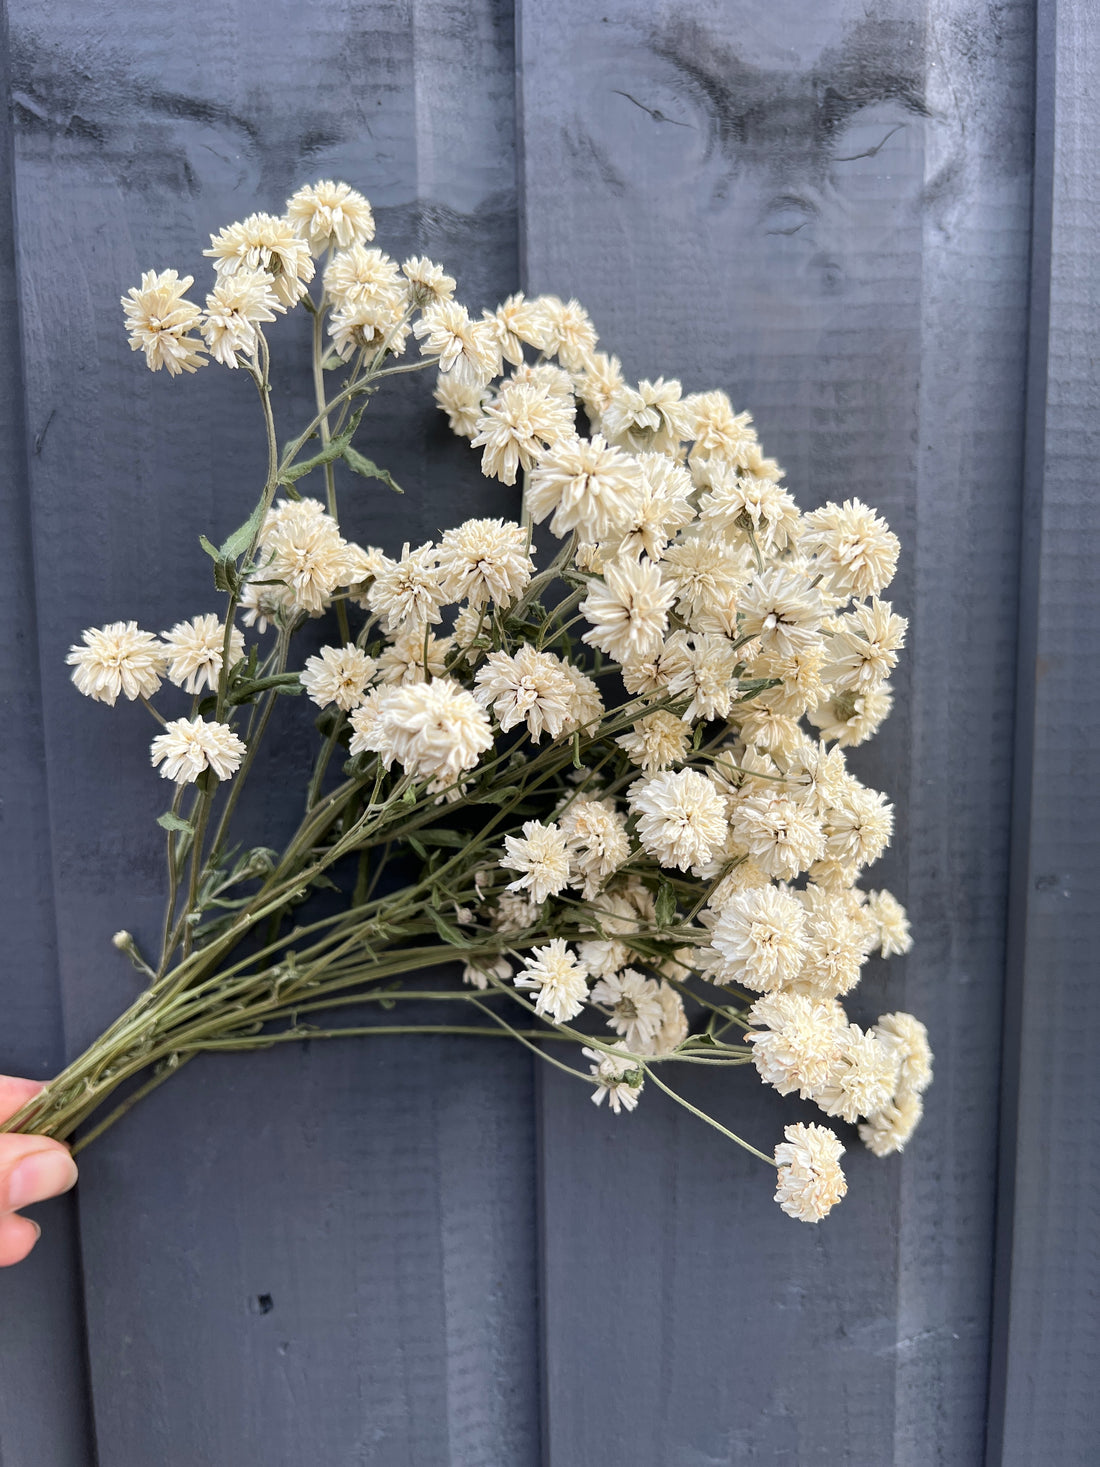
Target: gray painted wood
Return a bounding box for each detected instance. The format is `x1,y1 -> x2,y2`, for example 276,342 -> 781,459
0,7 -> 94,1463
519,3 -> 1034,1461
6,1 -> 540,1462
988,2 -> 1100,1461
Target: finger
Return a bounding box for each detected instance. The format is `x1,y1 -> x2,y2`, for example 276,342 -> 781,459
0,1075 -> 47,1126
0,1135 -> 78,1213
0,1212 -> 42,1267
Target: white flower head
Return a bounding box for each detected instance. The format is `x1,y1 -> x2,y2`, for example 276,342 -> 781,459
501,821 -> 571,904
729,791 -> 826,882
774,1122 -> 847,1223
437,518 -> 533,609
67,621 -> 167,705
527,434 -> 645,542
150,716 -> 245,784
591,968 -> 664,1051
812,1024 -> 900,1124
583,1044 -> 644,1113
616,710 -> 691,772
527,295 -> 598,371
414,300 -> 502,389
859,1091 -> 923,1157
362,678 -> 493,790
471,378 -> 575,485
161,613 -> 245,695
286,180 -> 375,254
628,769 -> 728,872
559,793 -> 630,897
802,498 -> 900,599
747,991 -> 848,1098
514,939 -> 589,1023
402,255 -> 457,307
300,644 -> 377,711
709,886 -> 808,991
581,556 -> 676,665
202,269 -> 281,368
376,628 -> 454,685
366,542 -> 446,634
121,270 -> 206,375
204,213 -> 315,308
474,645 -> 578,742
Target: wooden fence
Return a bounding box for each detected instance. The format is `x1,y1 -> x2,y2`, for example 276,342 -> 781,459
0,1 -> 1095,1462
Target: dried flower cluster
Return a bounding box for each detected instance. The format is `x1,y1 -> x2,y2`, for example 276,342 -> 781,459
7,183 -> 931,1226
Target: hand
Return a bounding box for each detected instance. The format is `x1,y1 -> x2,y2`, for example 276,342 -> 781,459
0,1076 -> 78,1265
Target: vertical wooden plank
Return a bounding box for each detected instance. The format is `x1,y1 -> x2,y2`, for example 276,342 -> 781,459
8,1 -> 540,1461
519,2 -> 1033,1460
987,1 -> 1100,1460
0,3 -> 96,1460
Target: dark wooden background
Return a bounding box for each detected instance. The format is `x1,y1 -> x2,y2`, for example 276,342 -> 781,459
0,2 -> 1096,1463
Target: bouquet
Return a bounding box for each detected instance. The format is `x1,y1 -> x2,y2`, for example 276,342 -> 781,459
2,181 -> 931,1224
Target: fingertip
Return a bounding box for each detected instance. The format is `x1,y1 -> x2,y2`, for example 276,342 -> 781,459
0,1212 -> 42,1267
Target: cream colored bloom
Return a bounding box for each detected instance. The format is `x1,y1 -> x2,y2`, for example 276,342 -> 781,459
591,968 -> 664,1050
323,244 -> 405,315
559,793 -> 630,897
300,644 -> 377,710
628,769 -> 728,872
602,378 -> 689,454
581,556 -> 675,664
527,295 -> 598,371
577,879 -> 657,978
561,664 -> 604,731
414,300 -> 502,388
635,981 -> 690,1056
684,390 -> 759,466
527,434 -> 644,542
808,686 -> 894,747
738,567 -> 823,659
616,710 -> 691,771
661,532 -> 748,628
610,452 -> 696,561
265,509 -> 359,617
434,376 -> 488,438
873,1012 -> 933,1096
793,896 -> 867,999
462,954 -> 512,991
859,1092 -> 923,1157
162,613 -> 245,695
492,889 -> 543,934
150,716 -> 245,783
583,1044 -> 644,1113
501,821 -> 571,903
376,629 -> 453,684
865,890 -> 913,956
474,646 -> 577,741
287,181 -> 375,254
802,498 -> 900,599
729,792 -> 826,881
697,460 -> 800,553
574,350 -> 625,422
514,939 -> 589,1023
121,270 -> 206,375
823,598 -> 907,693
774,1122 -> 847,1222
357,679 -> 492,789
490,292 -> 546,364
662,630 -> 739,722
747,992 -> 847,1098
812,1024 -> 900,1124
437,518 -> 533,609
402,256 -> 457,307
709,886 -> 808,991
329,298 -> 409,360
366,542 -> 445,633
471,378 -> 575,485
67,621 -> 167,705
204,213 -> 314,308
821,781 -> 894,871
202,268 -> 281,368
239,580 -> 288,633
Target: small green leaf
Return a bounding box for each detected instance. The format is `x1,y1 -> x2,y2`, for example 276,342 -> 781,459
156,811 -> 193,834
415,829 -> 467,849
480,785 -> 520,806
277,425 -> 356,485
407,835 -> 428,860
342,446 -> 403,494
428,907 -> 466,947
199,534 -> 220,562
217,497 -> 267,561
226,672 -> 303,706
